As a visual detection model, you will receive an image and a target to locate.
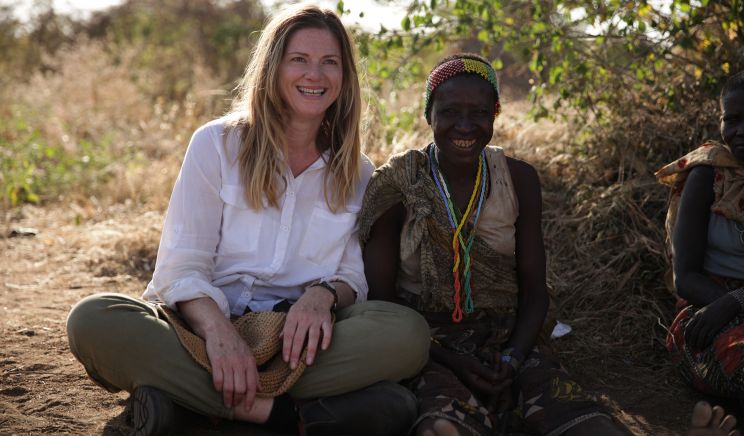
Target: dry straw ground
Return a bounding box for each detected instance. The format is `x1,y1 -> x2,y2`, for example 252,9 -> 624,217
0,41 -> 711,435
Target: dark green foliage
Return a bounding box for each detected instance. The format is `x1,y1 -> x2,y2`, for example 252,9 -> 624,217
362,0 -> 744,177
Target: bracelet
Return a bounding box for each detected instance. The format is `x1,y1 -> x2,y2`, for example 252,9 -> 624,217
310,281 -> 338,311
729,287 -> 744,311
501,347 -> 525,371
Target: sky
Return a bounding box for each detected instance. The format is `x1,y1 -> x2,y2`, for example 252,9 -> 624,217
8,0 -> 407,31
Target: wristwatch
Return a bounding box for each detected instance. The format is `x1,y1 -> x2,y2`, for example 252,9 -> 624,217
311,280 -> 338,311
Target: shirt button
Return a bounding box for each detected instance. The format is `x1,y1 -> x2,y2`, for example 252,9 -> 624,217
281,225 -> 289,231
287,191 -> 295,196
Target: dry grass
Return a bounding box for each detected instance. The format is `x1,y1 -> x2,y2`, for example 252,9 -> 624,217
2,39 -> 229,210
502,105 -> 680,395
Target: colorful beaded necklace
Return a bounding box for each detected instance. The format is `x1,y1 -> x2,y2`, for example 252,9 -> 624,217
428,143 -> 488,322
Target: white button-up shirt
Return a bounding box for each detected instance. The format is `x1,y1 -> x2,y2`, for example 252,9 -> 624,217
143,117 -> 374,318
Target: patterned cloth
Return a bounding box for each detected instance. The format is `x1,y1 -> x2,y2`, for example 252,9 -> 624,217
360,147 -> 608,435
667,277 -> 744,396
410,313 -> 608,436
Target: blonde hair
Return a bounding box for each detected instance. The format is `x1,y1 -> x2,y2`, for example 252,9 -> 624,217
227,4 -> 362,211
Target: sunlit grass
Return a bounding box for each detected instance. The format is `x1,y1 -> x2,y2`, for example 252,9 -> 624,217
0,40 -> 227,210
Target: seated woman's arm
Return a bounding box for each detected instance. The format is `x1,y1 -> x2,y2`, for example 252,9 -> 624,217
320,215 -> 371,307
505,158 -> 549,361
144,124 -> 238,318
673,165 -> 738,350
363,202 -> 407,303
282,160 -> 376,370
673,166 -> 730,305
146,125 -> 259,411
282,233 -> 364,370
178,297 -> 259,412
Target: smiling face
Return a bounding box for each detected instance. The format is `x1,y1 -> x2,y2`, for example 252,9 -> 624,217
721,87 -> 744,163
430,74 -> 495,169
278,27 -> 343,124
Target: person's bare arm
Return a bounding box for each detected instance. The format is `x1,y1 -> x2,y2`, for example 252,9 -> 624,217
673,165 -> 738,350
504,157 -> 549,360
177,297 -> 260,412
673,166 -> 729,305
363,202 -> 407,303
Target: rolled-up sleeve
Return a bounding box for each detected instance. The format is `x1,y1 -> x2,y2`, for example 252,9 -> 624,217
322,157 -> 376,303
142,124 -> 231,317
323,225 -> 368,302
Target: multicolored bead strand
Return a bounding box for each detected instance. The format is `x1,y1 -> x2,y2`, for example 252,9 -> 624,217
429,144 -> 488,322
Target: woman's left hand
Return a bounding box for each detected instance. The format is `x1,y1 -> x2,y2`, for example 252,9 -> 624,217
488,359 -> 515,413
684,296 -> 738,351
282,286 -> 335,369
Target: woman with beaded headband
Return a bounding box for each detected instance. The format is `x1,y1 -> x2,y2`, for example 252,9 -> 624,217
659,71 -> 744,400
361,53 -> 625,435
65,5 -> 430,435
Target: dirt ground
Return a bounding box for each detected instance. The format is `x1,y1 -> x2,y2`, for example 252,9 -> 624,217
0,203 -> 717,435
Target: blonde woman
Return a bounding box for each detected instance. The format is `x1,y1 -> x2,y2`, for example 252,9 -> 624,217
66,5 -> 428,435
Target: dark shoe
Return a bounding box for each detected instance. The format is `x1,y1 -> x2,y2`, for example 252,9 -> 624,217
298,381 -> 418,436
129,385 -> 176,436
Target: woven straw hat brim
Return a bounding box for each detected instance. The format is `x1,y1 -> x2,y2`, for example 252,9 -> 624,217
158,305 -> 306,398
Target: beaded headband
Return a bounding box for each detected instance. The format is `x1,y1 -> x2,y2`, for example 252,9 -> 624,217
424,57 -> 501,123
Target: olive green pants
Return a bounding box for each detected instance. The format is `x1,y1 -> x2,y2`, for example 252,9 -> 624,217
66,293 -> 429,419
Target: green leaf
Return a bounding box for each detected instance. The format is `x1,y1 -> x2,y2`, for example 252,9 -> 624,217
402,16 -> 411,31
549,65 -> 564,85
575,62 -> 588,75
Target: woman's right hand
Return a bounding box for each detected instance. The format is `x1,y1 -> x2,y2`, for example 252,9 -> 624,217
177,297 -> 261,412
203,320 -> 261,411
487,361 -> 515,413
439,350 -> 512,399
684,295 -> 739,351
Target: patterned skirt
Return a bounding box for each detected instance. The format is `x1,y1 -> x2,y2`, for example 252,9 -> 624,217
667,276 -> 744,396
409,311 -> 609,436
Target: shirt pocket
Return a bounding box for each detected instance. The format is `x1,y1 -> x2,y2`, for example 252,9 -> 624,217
299,204 -> 359,266
218,184 -> 263,254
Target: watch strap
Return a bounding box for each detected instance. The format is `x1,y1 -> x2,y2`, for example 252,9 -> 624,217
311,281 -> 338,311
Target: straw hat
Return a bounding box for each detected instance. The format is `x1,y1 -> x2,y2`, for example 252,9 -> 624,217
158,306 -> 306,398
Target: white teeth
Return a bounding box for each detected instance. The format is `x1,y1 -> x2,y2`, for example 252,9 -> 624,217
453,139 -> 476,148
298,87 -> 325,95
